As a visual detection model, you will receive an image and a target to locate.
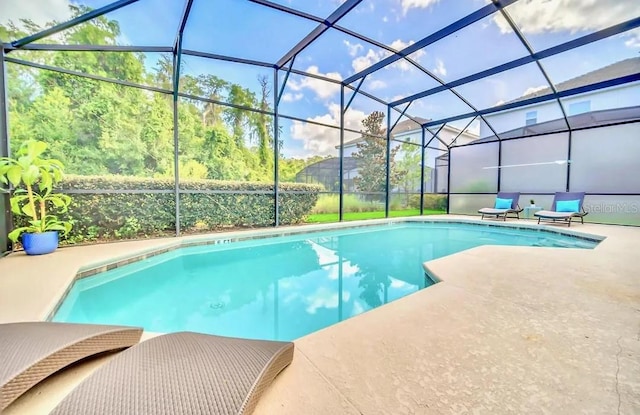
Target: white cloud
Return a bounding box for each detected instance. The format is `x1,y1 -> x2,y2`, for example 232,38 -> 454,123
390,278 -> 411,289
282,92 -> 303,102
490,84 -> 548,108
433,59 -> 447,76
388,39 -> 425,70
343,40 -> 364,57
383,16 -> 389,23
288,66 -> 342,100
368,79 -> 387,90
522,85 -> 548,96
305,287 -> 340,314
624,28 -> 640,48
0,0 -> 71,29
290,103 -> 364,155
350,39 -> 425,73
351,48 -> 382,72
401,0 -> 440,15
495,0 -> 640,43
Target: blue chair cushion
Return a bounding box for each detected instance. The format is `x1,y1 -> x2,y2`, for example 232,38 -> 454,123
556,199 -> 580,213
494,198 -> 512,209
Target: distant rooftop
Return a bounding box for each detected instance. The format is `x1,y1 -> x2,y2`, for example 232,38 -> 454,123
342,116 -> 478,147
471,105 -> 640,144
511,57 -> 640,103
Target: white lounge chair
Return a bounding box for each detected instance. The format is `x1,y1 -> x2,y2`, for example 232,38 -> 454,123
534,192 -> 588,227
478,192 -> 523,221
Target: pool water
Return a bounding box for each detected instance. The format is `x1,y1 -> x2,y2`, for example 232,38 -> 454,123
53,223 -> 598,340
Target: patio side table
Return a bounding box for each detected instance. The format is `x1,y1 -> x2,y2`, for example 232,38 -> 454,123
524,206 -> 543,219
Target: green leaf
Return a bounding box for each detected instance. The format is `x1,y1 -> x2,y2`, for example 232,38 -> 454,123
25,219 -> 46,232
8,227 -> 31,243
40,170 -> 53,192
23,165 -> 40,185
7,166 -> 22,187
28,140 -> 47,158
10,198 -> 21,215
21,203 -> 35,217
50,194 -> 71,210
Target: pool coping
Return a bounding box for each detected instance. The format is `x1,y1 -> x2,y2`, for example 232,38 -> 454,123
46,217 -> 606,321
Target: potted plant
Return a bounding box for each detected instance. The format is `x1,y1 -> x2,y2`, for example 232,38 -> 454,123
0,140 -> 73,255
530,199 -> 536,207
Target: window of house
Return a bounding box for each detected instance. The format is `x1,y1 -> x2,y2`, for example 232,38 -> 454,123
525,111 -> 537,126
568,100 -> 591,115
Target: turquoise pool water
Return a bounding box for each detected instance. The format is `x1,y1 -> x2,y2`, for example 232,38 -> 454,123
53,223 -> 598,340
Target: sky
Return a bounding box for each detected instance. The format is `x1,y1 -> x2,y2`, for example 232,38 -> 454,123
1,0 -> 639,158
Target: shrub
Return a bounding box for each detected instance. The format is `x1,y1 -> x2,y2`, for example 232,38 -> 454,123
311,194 -> 384,214
47,175 -> 322,244
310,194 -> 340,214
311,193 -> 447,214
392,194 -> 447,211
389,194 -> 404,211
422,194 -> 448,211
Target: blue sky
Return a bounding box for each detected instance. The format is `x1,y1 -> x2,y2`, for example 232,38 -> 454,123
1,0 -> 639,157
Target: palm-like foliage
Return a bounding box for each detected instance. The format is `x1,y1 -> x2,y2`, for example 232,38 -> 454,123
0,141 -> 64,221
0,140 -> 72,243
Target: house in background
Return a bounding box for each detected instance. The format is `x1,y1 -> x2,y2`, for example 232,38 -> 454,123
432,58 -> 640,194
340,117 -> 478,193
479,57 -> 640,139
296,117 -> 478,193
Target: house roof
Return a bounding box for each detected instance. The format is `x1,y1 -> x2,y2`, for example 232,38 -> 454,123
341,117 -> 429,147
469,105 -> 640,144
341,116 -> 480,148
391,116 -> 430,135
296,156 -> 358,174
509,57 -> 640,104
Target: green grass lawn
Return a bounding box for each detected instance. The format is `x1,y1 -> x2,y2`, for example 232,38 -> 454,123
305,209 -> 445,223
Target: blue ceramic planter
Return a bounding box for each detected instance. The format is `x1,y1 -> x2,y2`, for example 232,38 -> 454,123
22,231 -> 59,255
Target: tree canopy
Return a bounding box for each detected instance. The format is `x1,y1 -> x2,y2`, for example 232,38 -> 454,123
352,111 -> 402,195
1,13 -> 319,184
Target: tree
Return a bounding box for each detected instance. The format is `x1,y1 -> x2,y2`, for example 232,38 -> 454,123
352,111 -> 401,198
254,75 -> 273,175
223,84 -> 257,147
140,93 -> 174,175
199,74 -> 229,126
201,125 -> 253,180
152,54 -> 173,90
394,142 -> 424,207
1,9 -> 281,185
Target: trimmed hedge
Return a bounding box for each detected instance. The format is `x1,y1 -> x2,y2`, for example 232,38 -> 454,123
404,194 -> 448,210
47,175 -> 322,243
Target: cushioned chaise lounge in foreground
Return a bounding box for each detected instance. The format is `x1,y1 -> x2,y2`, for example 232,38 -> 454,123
478,192 -> 523,221
534,191 -> 589,227
0,322 -> 143,411
50,331 -> 294,415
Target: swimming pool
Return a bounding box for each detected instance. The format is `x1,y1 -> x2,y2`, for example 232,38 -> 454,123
53,222 -> 599,340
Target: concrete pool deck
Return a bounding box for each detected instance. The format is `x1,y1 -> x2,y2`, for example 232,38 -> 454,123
0,216 -> 639,414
